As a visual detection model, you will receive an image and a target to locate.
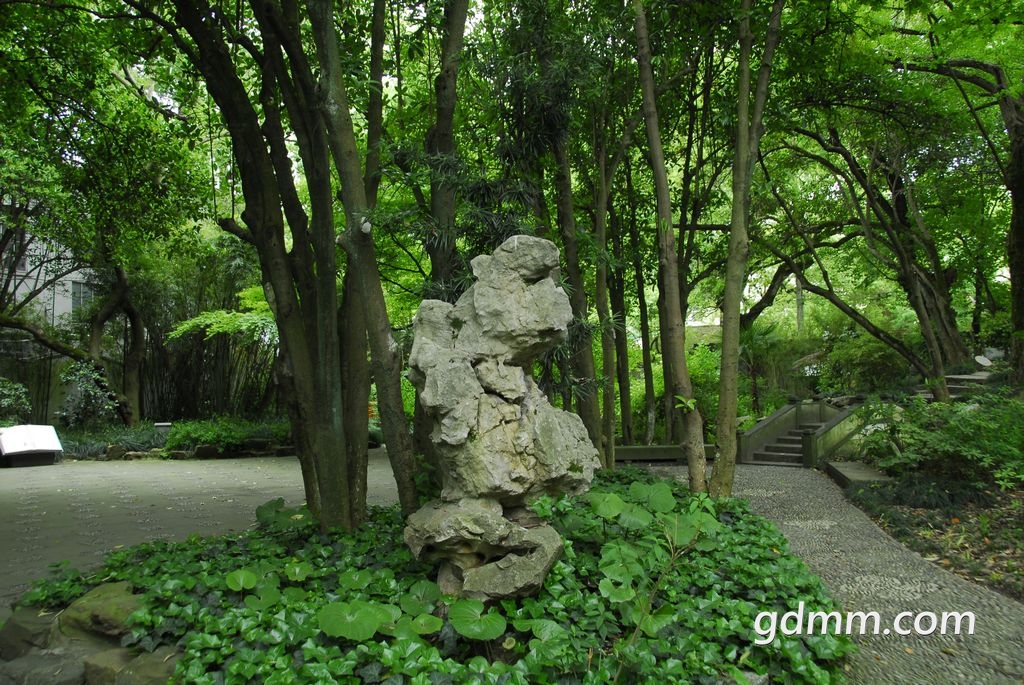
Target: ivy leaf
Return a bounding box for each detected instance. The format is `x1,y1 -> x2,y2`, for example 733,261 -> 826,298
598,578 -> 636,603
448,599 -> 507,641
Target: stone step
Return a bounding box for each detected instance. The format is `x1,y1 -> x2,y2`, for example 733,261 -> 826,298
751,450 -> 802,465
945,372 -> 992,383
764,443 -> 803,455
825,461 -> 892,488
747,456 -> 804,467
776,436 -> 803,446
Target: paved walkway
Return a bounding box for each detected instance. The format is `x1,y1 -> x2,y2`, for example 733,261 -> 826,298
0,451 -> 399,625
1,456 -> 1022,684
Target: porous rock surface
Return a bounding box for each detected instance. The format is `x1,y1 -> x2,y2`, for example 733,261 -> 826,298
405,235 -> 600,599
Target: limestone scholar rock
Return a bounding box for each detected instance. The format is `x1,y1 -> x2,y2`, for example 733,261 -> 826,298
405,235 -> 599,599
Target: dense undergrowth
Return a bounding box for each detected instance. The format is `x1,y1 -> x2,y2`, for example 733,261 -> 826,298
848,390 -> 1024,602
21,468 -> 853,684
59,417 -> 292,460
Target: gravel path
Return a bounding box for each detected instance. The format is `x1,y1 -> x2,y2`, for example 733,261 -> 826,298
2,456 -> 1022,684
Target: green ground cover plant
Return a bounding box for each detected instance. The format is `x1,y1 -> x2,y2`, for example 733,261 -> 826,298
857,392 -> 1024,496
850,484 -> 1024,602
848,390 -> 1024,602
20,468 -> 853,684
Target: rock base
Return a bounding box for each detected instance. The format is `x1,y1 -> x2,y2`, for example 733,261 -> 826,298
0,584 -> 181,685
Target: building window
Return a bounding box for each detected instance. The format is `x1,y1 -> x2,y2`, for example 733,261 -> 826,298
71,281 -> 94,313
2,251 -> 27,274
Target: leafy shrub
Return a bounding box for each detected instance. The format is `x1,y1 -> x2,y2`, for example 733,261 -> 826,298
21,468 -> 853,684
858,393 -> 1024,493
0,376 -> 31,424
55,362 -> 119,430
61,424 -> 168,460
164,416 -> 290,454
849,473 -> 996,511
816,326 -> 915,394
686,344 -> 770,441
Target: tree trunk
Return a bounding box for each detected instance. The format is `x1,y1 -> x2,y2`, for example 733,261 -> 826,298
712,0 -> 784,498
309,0 -> 419,516
593,142 -> 616,468
340,269 -> 370,527
363,0 -> 386,206
633,0 -> 706,492
1004,104 -> 1024,384
121,298 -> 146,426
553,139 -> 604,461
625,167 -> 657,445
609,209 -> 634,446
174,0 -> 355,530
424,0 -> 470,295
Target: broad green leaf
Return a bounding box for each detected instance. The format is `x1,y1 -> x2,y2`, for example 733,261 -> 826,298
588,492 -> 626,520
599,540 -> 644,582
399,579 -> 441,615
410,613 -> 443,634
243,585 -> 280,610
598,578 -> 636,603
661,513 -> 700,548
646,481 -> 678,513
532,618 -> 566,641
337,568 -> 374,591
225,568 -> 259,592
282,587 -> 307,603
618,503 -> 655,530
448,599 -> 507,641
284,561 -> 314,582
317,601 -> 388,641
638,604 -> 676,637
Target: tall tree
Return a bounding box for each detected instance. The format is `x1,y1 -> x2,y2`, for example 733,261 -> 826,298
712,0 -> 784,497
881,2 -> 1024,379
0,4 -> 206,423
633,0 -> 707,492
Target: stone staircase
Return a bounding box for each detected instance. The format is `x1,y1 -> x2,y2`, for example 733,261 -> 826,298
912,370 -> 992,401
747,422 -> 825,466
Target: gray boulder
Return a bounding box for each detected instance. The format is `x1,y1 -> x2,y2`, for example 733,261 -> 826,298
405,235 -> 599,599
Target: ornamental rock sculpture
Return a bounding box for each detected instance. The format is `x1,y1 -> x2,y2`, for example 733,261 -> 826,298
404,235 -> 600,599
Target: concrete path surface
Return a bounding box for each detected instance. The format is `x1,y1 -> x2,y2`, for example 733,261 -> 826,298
2,456 -> 1023,684
0,451 -> 399,625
